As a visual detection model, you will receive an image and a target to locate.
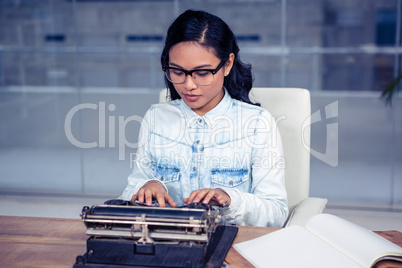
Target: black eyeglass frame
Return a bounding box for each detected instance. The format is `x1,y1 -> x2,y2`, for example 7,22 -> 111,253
162,59 -> 227,84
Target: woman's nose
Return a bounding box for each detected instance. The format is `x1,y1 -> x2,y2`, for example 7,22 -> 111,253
184,74 -> 197,91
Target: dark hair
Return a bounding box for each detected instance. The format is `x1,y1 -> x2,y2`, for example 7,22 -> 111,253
161,9 -> 255,104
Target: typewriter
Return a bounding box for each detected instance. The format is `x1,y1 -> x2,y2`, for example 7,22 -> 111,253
74,200 -> 238,268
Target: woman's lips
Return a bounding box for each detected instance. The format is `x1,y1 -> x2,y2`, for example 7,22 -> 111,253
183,94 -> 200,102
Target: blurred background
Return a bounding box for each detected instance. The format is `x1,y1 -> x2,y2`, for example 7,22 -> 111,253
0,0 -> 401,230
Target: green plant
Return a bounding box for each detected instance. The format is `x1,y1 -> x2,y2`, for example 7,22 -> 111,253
381,74 -> 402,106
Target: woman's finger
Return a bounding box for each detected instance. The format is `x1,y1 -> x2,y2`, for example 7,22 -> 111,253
201,189 -> 217,204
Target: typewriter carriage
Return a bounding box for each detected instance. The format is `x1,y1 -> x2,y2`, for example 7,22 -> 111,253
74,201 -> 238,268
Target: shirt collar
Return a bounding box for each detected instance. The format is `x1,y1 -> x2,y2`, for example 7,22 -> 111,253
180,87 -> 233,128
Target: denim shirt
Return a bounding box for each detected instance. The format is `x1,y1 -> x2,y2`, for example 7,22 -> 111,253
122,89 -> 288,227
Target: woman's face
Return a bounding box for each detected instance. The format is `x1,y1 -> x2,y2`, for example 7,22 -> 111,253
168,41 -> 233,116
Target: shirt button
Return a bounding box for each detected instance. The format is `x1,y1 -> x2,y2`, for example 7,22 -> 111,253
229,180 -> 233,186
198,119 -> 202,123
196,140 -> 200,144
193,167 -> 197,171
160,176 -> 164,181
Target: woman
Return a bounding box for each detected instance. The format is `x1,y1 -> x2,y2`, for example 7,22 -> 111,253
122,9 -> 288,227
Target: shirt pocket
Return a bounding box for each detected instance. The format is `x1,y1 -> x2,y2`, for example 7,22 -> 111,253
210,169 -> 249,190
152,164 -> 181,184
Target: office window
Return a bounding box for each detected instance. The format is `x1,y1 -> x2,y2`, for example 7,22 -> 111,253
0,0 -> 401,208
376,10 -> 397,46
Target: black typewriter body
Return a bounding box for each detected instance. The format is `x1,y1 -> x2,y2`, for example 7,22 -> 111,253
74,200 -> 238,268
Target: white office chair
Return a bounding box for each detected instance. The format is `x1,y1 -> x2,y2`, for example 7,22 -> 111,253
159,88 -> 327,227
249,88 -> 327,227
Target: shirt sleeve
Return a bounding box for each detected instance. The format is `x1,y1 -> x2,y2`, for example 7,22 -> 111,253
121,107 -> 168,200
221,110 -> 289,227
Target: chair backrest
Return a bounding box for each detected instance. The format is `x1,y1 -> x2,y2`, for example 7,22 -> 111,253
249,88 -> 311,212
159,89 -> 170,103
158,87 -> 311,212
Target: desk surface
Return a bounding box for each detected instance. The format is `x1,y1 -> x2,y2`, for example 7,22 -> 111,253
0,216 -> 401,268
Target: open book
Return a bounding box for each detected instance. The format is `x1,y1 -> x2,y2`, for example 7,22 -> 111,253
233,214 -> 402,268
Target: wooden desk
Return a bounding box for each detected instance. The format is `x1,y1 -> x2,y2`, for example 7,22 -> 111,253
0,216 -> 401,268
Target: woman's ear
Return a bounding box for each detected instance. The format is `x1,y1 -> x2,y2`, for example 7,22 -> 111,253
224,53 -> 235,76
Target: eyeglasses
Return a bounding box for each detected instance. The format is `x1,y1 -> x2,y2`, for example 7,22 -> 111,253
162,60 -> 226,86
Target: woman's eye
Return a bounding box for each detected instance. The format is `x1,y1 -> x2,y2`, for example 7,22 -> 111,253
195,71 -> 210,77
172,70 -> 184,76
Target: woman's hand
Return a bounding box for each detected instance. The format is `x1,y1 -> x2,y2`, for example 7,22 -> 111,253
183,188 -> 231,207
131,182 -> 177,208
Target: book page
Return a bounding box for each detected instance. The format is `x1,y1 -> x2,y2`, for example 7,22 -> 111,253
306,214 -> 402,267
233,225 -> 360,268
